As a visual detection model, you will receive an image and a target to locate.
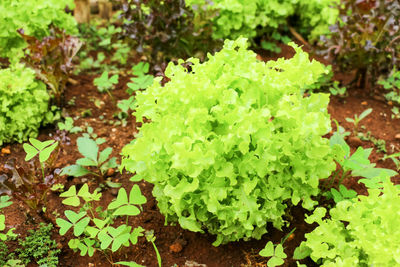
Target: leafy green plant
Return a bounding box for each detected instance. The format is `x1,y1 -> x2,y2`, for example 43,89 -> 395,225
121,38 -> 337,246
0,65 -> 53,145
321,0 -> 400,88
56,184 -> 153,265
186,0 -> 338,41
57,117 -> 83,134
16,223 -> 60,266
294,177 -> 400,266
60,137 -> 117,181
0,0 -> 77,60
345,108 -> 372,135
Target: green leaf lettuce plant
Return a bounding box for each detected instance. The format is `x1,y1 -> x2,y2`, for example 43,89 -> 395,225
186,0 -> 338,41
294,177 -> 400,266
56,184 -> 158,266
121,38 -> 336,246
0,0 -> 77,60
0,64 -> 52,145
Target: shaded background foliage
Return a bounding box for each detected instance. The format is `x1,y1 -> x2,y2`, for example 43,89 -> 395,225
321,0 -> 400,88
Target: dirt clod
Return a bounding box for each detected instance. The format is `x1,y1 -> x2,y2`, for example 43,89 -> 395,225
348,136 -> 363,147
1,147 -> 11,154
106,168 -> 115,177
170,242 -> 183,253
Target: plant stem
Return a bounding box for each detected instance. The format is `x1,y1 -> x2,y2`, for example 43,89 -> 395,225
151,240 -> 162,267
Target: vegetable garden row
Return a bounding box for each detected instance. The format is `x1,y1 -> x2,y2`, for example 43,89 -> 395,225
0,0 -> 400,266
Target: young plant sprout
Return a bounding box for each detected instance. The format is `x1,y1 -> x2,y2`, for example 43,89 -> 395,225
345,108 -> 372,135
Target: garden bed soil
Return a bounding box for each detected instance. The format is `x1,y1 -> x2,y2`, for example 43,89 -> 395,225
1,46 -> 399,267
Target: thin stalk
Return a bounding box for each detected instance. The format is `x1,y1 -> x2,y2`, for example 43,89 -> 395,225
327,168 -> 341,189
40,162 -> 45,181
338,170 -> 350,186
151,240 -> 162,267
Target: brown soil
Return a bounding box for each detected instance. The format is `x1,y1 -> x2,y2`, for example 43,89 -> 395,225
1,45 -> 400,267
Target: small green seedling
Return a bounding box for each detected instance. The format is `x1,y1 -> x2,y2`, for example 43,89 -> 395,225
60,137 -> 117,181
329,81 -> 347,97
111,42 -> 130,65
131,62 -> 150,76
94,71 -> 119,104
327,121 -> 397,190
327,184 -> 357,204
345,108 -> 372,135
57,184 -> 149,265
115,96 -> 136,126
127,62 -> 153,94
94,71 -> 119,93
0,196 -> 15,241
259,241 -> 287,267
383,152 -> 400,171
82,126 -> 106,145
360,131 -> 386,153
261,41 -> 281,54
145,230 -> 162,267
57,117 -> 82,134
23,138 -> 58,180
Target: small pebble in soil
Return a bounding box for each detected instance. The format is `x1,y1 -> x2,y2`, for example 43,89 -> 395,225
184,260 -> 207,267
1,147 -> 11,154
106,168 -> 115,177
170,242 -> 183,253
110,188 -> 119,196
395,134 -> 400,140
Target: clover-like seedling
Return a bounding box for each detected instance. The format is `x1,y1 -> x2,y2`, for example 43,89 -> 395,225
57,184 -> 148,265
57,117 -> 82,134
60,137 -> 118,182
126,62 -> 153,94
259,241 -> 287,267
329,184 -> 357,204
127,75 -> 153,94
56,210 -> 90,236
94,71 -> 119,93
131,62 -> 150,76
0,196 -> 15,241
23,138 -> 58,180
345,108 -> 372,135
23,138 -> 58,163
108,185 -> 146,217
